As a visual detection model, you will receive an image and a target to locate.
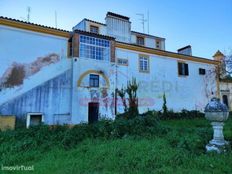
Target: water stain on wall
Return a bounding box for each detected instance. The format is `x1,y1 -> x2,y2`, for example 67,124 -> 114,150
0,53 -> 60,89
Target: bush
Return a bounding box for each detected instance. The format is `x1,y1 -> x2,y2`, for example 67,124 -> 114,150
160,109 -> 204,120
166,127 -> 211,154
162,93 -> 168,114
112,114 -> 168,138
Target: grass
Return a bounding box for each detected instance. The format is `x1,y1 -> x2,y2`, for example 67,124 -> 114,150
0,117 -> 232,174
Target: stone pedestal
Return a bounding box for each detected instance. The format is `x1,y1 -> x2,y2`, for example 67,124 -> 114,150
206,122 -> 229,153
204,98 -> 230,153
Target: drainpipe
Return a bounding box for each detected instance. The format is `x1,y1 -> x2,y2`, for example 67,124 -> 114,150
115,63 -> 118,116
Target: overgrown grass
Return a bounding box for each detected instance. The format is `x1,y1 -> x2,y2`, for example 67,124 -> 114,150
0,117 -> 232,174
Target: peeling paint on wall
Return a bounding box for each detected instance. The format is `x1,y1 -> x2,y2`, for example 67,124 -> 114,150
0,53 -> 60,89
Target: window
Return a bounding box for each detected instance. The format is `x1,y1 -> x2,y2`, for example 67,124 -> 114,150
156,40 -> 161,49
178,62 -> 189,76
80,35 -> 110,61
90,25 -> 99,34
117,58 -> 128,66
26,113 -> 44,128
89,74 -> 99,87
136,36 -> 145,46
199,68 -> 206,75
139,56 -> 149,72
68,38 -> 73,57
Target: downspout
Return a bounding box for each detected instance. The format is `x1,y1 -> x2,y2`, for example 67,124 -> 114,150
115,63 -> 118,116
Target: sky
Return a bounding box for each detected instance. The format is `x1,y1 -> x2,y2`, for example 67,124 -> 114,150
0,0 -> 232,58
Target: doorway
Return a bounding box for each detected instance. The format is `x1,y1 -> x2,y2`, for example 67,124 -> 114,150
88,102 -> 99,124
222,95 -> 229,108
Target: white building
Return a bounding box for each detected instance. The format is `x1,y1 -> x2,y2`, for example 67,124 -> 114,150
0,12 -> 221,126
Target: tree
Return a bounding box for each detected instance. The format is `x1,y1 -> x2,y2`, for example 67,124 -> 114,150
162,93 -> 168,114
222,53 -> 232,78
117,78 -> 139,119
117,87 -> 128,113
126,78 -> 139,117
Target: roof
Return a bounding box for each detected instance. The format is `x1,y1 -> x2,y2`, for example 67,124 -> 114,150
0,16 -> 70,38
116,41 -> 219,65
0,15 -> 219,66
106,12 -> 130,21
74,29 -> 115,40
131,31 -> 165,40
83,18 -> 106,26
213,50 -> 225,57
177,45 -> 191,52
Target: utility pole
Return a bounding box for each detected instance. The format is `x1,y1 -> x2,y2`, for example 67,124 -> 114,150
27,6 -> 31,22
55,11 -> 57,28
136,13 -> 145,33
147,11 -> 150,34
136,13 -> 148,33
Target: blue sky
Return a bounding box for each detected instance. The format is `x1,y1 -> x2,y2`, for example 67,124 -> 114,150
1,0 -> 231,58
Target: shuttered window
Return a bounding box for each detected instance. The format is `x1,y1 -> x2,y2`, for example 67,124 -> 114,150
178,62 -> 189,76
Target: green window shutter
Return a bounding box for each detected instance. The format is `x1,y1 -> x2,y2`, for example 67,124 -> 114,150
184,63 -> 189,75
178,62 -> 182,75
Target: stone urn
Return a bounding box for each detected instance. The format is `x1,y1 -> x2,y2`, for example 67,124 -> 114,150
205,97 -> 230,153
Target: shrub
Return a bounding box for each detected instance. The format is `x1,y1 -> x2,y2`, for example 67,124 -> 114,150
112,114 -> 167,138
164,125 -> 215,154
160,109 -> 204,120
117,78 -> 139,119
162,93 -> 168,114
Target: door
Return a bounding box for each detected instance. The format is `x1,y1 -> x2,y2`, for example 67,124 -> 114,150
88,102 -> 99,123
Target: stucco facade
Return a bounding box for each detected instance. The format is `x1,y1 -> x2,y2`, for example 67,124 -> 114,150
0,13 -> 221,125
219,80 -> 232,110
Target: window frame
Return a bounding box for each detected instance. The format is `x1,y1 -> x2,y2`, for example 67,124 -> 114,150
136,36 -> 145,46
117,58 -> 128,66
199,68 -> 206,75
26,113 -> 44,128
178,61 -> 189,76
156,39 -> 161,49
89,74 -> 99,87
90,25 -> 99,34
139,55 -> 150,73
79,35 -> 110,61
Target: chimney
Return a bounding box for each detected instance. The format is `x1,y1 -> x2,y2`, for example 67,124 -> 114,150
177,45 -> 192,56
105,12 -> 131,43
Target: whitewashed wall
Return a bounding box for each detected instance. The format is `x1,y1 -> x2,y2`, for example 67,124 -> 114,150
71,57 -> 116,124
106,16 -> 131,43
85,21 -> 107,35
115,48 -> 217,113
131,33 -> 165,50
0,25 -> 68,76
220,82 -> 232,110
0,25 -> 69,123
